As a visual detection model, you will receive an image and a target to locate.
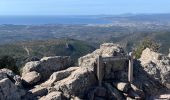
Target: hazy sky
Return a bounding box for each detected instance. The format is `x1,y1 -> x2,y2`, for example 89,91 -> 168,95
0,0 -> 170,15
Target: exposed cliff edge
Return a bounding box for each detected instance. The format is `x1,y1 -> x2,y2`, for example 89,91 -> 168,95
0,43 -> 170,100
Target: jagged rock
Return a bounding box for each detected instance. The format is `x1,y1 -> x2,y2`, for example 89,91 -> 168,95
22,61 -> 40,76
29,86 -> 48,97
78,43 -> 128,82
39,91 -> 63,100
0,69 -> 26,100
0,78 -> 26,100
54,67 -> 97,98
22,56 -> 71,81
0,68 -> 23,87
112,82 -> 130,93
14,75 -> 22,87
139,48 -> 162,65
78,43 -> 125,67
22,71 -> 41,85
0,68 -> 16,76
133,59 -> 163,97
0,68 -> 16,80
0,70 -> 9,80
41,67 -> 79,87
3,43 -> 170,99
46,43 -> 126,98
139,48 -> 170,89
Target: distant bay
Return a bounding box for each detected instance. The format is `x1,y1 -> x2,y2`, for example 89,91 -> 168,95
0,15 -> 112,25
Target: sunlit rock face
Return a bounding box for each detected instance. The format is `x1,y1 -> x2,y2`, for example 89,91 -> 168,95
1,43 -> 170,100
22,56 -> 71,83
78,43 -> 125,67
0,69 -> 26,100
139,48 -> 170,89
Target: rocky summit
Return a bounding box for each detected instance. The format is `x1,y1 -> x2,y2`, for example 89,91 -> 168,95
0,43 -> 170,100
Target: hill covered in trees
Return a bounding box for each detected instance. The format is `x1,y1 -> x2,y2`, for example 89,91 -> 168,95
0,39 -> 96,73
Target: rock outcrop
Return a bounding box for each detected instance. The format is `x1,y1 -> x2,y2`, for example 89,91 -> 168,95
54,67 -> 97,98
78,43 -> 125,67
51,43 -> 127,98
41,67 -> 79,87
22,71 -> 41,85
22,56 -> 71,83
0,69 -> 26,100
139,48 -> 170,89
1,43 -> 170,100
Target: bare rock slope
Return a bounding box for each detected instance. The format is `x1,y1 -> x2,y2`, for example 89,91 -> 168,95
0,43 -> 170,100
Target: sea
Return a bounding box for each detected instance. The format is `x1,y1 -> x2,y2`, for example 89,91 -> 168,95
0,15 -> 112,25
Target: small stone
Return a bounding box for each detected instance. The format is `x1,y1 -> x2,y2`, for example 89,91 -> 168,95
113,82 -> 131,93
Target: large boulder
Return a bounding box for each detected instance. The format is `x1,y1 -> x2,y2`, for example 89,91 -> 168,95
22,61 -> 40,76
22,56 -> 71,81
0,69 -> 26,100
78,43 -> 125,67
139,48 -> 170,89
41,67 -> 79,87
78,43 -> 127,81
0,68 -> 16,79
0,68 -> 22,87
0,78 -> 26,100
51,43 -> 126,98
22,71 -> 41,85
54,67 -> 97,98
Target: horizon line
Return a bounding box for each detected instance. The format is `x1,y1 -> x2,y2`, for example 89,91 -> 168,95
1,12 -> 170,16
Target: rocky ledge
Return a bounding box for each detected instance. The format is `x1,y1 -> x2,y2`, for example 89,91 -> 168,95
0,43 -> 170,100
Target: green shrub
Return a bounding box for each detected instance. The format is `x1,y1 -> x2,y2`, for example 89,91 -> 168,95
0,55 -> 19,74
134,38 -> 160,59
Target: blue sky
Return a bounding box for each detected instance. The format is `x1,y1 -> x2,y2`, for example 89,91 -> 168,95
0,0 -> 170,15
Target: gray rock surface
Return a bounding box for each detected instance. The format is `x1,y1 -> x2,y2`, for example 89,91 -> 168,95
29,86 -> 48,97
22,61 -> 40,76
139,48 -> 170,89
2,43 -> 170,100
54,67 -> 97,98
0,68 -> 16,78
41,67 -> 79,87
22,71 -> 41,85
52,43 -> 125,98
0,69 -> 26,100
0,78 -> 25,100
78,43 -> 125,67
39,91 -> 63,100
22,56 -> 71,81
